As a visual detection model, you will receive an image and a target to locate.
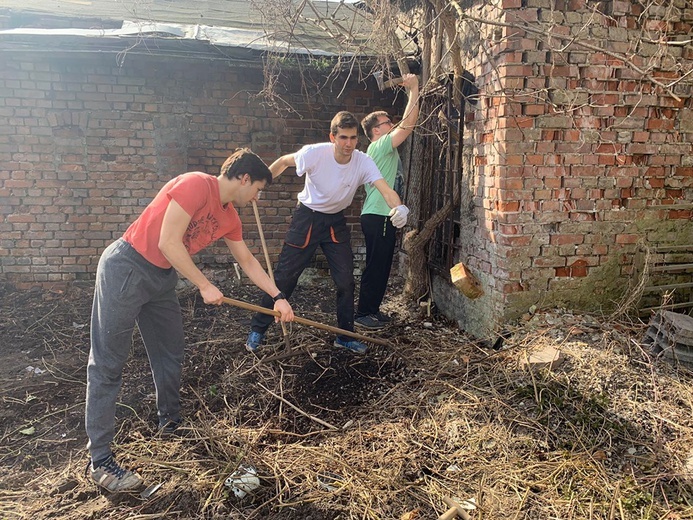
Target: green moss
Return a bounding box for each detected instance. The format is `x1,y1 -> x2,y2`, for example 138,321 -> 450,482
503,219 -> 693,319
502,255 -> 624,318
437,219 -> 693,332
634,217 -> 693,238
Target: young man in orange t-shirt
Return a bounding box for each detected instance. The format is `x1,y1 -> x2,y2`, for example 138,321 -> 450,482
86,149 -> 294,493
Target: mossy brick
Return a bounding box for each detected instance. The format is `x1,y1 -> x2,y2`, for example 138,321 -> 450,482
549,89 -> 589,105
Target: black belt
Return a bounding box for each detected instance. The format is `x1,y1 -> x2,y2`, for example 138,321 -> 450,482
297,202 -> 342,216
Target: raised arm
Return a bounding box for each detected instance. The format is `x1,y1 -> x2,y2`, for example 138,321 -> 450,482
269,154 -> 297,179
390,74 -> 420,149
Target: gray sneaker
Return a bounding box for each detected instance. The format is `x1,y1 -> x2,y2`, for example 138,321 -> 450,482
90,455 -> 143,492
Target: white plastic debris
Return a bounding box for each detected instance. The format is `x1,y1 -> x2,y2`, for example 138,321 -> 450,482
224,464 -> 260,499
317,472 -> 344,491
461,497 -> 477,510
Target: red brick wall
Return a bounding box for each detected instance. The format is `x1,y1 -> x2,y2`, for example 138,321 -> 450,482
444,0 -> 693,335
0,50 -> 402,287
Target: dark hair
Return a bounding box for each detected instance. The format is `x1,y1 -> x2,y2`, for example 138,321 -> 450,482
330,111 -> 360,136
361,110 -> 389,140
220,148 -> 272,186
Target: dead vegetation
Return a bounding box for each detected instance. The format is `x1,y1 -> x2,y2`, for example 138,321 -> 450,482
2,278 -> 693,519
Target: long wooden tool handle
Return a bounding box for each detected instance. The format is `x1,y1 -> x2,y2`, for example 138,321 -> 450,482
251,200 -> 290,343
251,200 -> 276,282
221,296 -> 392,348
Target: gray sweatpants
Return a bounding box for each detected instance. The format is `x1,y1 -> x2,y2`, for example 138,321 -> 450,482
86,239 -> 185,462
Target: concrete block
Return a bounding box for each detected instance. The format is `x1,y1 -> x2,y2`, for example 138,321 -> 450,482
521,346 -> 566,370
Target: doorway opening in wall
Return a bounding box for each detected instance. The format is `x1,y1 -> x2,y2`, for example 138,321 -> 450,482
404,77 -> 464,275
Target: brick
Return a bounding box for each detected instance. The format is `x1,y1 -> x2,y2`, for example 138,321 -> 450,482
550,234 -> 584,245
496,201 -> 521,212
669,209 -> 692,219
615,234 -> 639,244
533,256 -> 566,268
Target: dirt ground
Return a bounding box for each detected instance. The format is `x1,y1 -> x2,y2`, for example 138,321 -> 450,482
2,275 -> 693,519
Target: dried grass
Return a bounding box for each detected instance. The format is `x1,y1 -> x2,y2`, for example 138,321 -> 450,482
2,280 -> 693,519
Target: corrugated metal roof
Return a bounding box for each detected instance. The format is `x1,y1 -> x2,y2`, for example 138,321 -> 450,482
0,0 -> 384,57
0,20 -> 345,56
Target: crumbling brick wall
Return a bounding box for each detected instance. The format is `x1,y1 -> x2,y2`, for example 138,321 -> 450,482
0,50 -> 401,288
442,0 -> 693,336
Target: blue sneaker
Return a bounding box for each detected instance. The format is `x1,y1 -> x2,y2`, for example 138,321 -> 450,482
333,337 -> 368,354
245,331 -> 265,353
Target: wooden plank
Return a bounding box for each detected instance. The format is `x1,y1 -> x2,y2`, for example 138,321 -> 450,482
643,282 -> 693,292
651,263 -> 693,273
652,245 -> 693,253
640,301 -> 693,315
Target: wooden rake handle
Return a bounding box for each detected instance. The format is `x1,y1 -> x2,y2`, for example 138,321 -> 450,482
220,296 -> 393,348
251,200 -> 290,345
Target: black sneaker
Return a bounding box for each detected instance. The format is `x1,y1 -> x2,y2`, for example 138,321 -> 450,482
355,314 -> 385,330
374,311 -> 392,323
90,455 -> 143,493
158,419 -> 182,438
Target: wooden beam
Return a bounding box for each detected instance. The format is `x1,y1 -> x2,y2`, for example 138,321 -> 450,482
643,282 -> 693,292
651,263 -> 693,273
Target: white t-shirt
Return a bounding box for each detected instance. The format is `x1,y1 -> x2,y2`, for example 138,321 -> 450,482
294,143 -> 383,214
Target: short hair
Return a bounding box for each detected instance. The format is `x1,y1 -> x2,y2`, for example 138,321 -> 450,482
220,148 -> 272,186
361,111 -> 390,140
330,111 -> 360,136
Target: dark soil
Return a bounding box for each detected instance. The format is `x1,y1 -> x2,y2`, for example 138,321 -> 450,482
3,277 -> 692,520
0,275 -> 431,519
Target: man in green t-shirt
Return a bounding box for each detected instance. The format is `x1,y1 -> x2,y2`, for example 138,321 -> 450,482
356,74 -> 420,329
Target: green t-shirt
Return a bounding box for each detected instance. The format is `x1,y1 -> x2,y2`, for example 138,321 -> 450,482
361,134 -> 399,216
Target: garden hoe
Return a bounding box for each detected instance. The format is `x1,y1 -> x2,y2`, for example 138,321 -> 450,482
221,296 -> 392,349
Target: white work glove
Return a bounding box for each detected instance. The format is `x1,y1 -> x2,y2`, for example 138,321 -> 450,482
388,205 -> 410,229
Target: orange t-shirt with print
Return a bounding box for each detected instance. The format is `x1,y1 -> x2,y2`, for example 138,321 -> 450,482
124,172 -> 242,268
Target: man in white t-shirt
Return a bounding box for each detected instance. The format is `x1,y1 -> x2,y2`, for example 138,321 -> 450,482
246,111 -> 409,354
